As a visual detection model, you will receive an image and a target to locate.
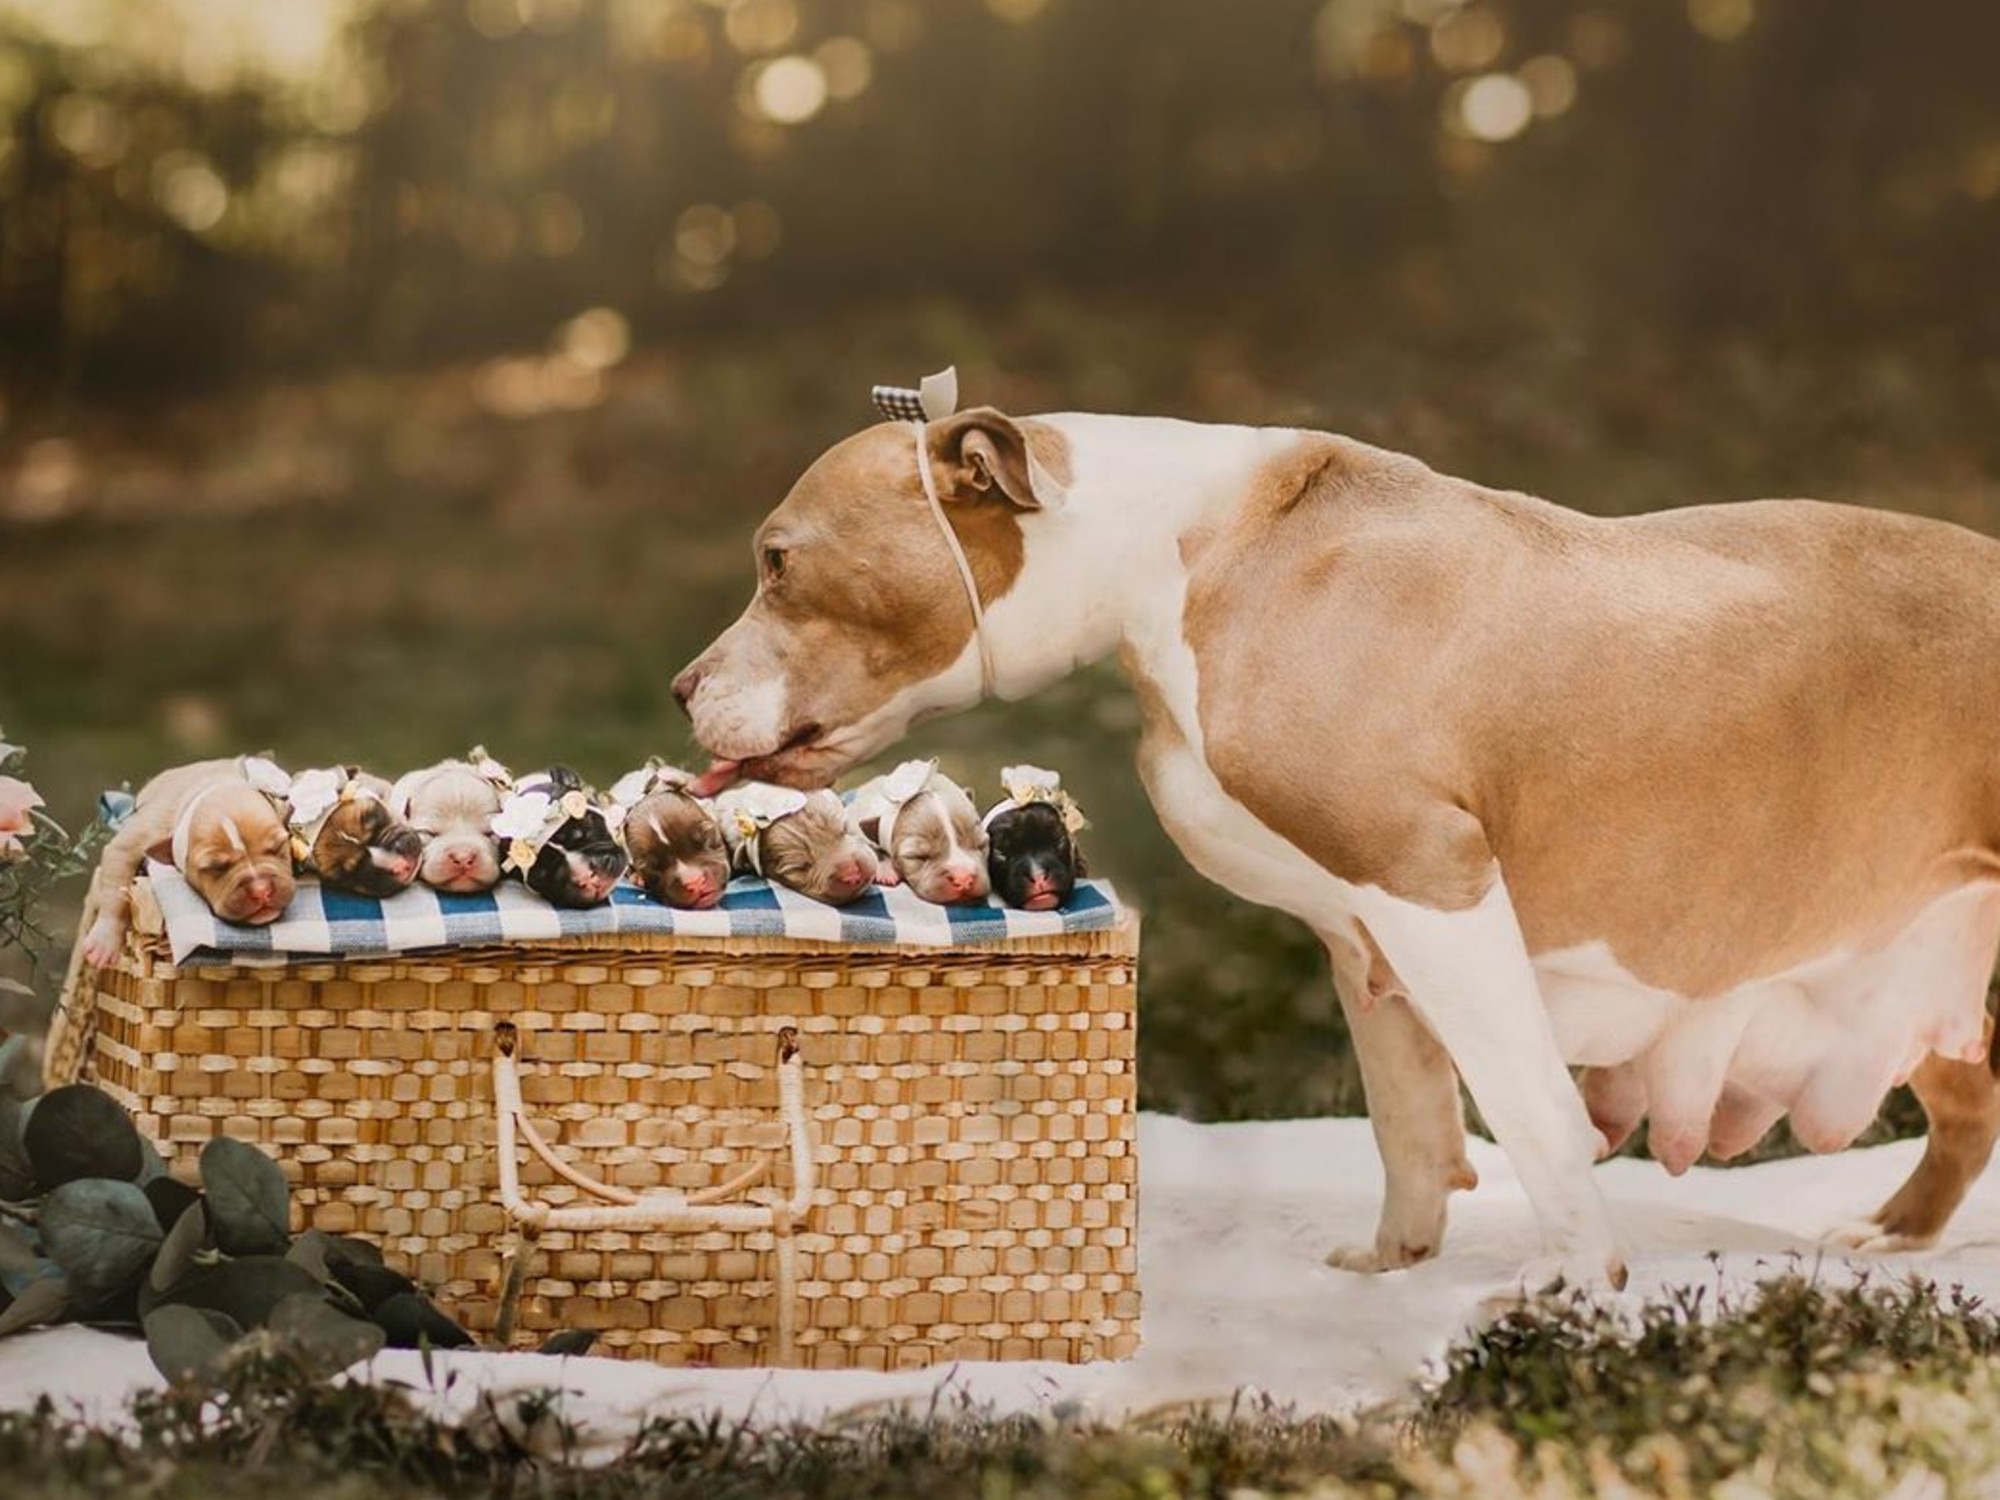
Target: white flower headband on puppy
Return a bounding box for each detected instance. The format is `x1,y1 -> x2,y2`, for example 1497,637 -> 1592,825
170,755 -> 292,870
492,774 -> 600,876
607,762 -> 705,852
285,765 -> 386,867
852,758 -> 943,850
713,783 -> 808,876
981,763 -> 1088,834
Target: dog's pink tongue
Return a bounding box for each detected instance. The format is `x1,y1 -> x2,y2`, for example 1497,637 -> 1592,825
689,760 -> 743,798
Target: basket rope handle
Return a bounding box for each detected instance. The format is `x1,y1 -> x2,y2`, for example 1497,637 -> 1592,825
489,1022 -> 814,1233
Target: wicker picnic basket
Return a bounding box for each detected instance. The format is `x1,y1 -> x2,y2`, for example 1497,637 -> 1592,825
43,879 -> 1140,1370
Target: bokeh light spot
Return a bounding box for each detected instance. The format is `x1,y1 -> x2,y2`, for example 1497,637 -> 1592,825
153,150 -> 229,232
724,0 -> 798,55
1455,73 -> 1533,143
1518,54 -> 1577,118
750,54 -> 827,125
1429,6 -> 1504,74
815,36 -> 873,100
1687,0 -> 1756,43
559,307 -> 631,370
675,202 -> 736,266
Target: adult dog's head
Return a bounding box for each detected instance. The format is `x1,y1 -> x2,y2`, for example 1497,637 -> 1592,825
674,409 -> 1066,789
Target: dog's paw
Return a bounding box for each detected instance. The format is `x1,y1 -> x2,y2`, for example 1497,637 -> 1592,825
1823,1218 -> 1938,1255
1324,1240 -> 1434,1274
1504,1247 -> 1629,1300
79,916 -> 125,969
874,866 -> 904,888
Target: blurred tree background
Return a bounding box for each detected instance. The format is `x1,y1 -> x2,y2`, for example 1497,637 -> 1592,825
2,0 -> 1998,1133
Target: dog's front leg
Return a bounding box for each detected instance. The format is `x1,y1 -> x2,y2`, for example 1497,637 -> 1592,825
1355,875 -> 1628,1291
1323,933 -> 1477,1272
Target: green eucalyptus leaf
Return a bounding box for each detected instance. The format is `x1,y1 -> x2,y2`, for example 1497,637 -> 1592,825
0,1274 -> 69,1338
143,1176 -> 200,1234
0,1221 -> 39,1277
144,1304 -> 242,1385
25,1086 -> 143,1191
165,1255 -> 321,1331
134,1133 -> 168,1186
327,1235 -> 385,1269
0,1100 -> 38,1202
331,1259 -> 415,1314
270,1292 -> 386,1376
372,1291 -> 474,1350
38,1178 -> 163,1303
198,1138 -> 290,1257
151,1199 -> 210,1295
286,1228 -> 339,1283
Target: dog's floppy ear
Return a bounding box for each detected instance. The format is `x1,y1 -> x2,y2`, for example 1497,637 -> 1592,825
928,408 -> 1065,511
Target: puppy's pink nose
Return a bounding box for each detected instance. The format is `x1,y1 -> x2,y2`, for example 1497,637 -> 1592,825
834,859 -> 865,890
448,848 -> 479,873
245,877 -> 275,905
681,871 -> 715,899
941,868 -> 978,897
387,854 -> 417,882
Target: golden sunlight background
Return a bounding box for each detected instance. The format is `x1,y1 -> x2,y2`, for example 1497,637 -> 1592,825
3,0 -> 1997,1130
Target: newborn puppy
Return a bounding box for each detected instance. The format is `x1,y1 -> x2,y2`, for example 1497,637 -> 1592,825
79,756 -> 297,966
981,766 -> 1089,912
494,766 -> 627,908
715,783 -> 877,905
287,766 -> 422,899
391,750 -> 511,893
850,759 -> 991,905
610,763 -> 730,910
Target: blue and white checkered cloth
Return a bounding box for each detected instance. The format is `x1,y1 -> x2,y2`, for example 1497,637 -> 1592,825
143,861 -> 1124,966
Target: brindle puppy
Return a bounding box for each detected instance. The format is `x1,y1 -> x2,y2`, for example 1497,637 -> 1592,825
612,764 -> 731,910
288,767 -> 422,900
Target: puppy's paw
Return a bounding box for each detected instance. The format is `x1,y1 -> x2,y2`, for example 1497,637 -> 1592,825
79,915 -> 126,969
1823,1218 -> 1938,1255
874,866 -> 904,888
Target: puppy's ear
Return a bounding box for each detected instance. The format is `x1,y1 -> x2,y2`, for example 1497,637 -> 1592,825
927,408 -> 1066,511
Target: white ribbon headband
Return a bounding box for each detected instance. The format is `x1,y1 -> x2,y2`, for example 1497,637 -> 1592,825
871,366 -> 997,696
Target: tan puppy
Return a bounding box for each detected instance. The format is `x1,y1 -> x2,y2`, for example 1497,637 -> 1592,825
390,751 -> 511,894
610,764 -> 731,910
715,784 -> 877,905
80,757 -> 297,966
849,759 -> 990,905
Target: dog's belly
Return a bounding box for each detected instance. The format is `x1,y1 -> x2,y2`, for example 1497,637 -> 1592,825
1545,882 -> 2000,1169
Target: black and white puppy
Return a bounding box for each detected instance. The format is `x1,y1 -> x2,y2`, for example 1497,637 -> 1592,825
981,766 -> 1088,912
493,766 -> 627,908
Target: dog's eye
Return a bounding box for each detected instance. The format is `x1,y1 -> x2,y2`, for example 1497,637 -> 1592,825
762,546 -> 787,582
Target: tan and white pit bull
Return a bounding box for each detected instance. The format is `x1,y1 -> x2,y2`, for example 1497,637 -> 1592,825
675,397 -> 2000,1288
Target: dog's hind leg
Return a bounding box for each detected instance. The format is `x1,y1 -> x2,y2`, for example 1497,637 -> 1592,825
1323,929 -> 1477,1272
1834,1017 -> 2000,1253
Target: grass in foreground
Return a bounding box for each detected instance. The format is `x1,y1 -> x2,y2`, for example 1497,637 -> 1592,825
5,1271 -> 2000,1499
